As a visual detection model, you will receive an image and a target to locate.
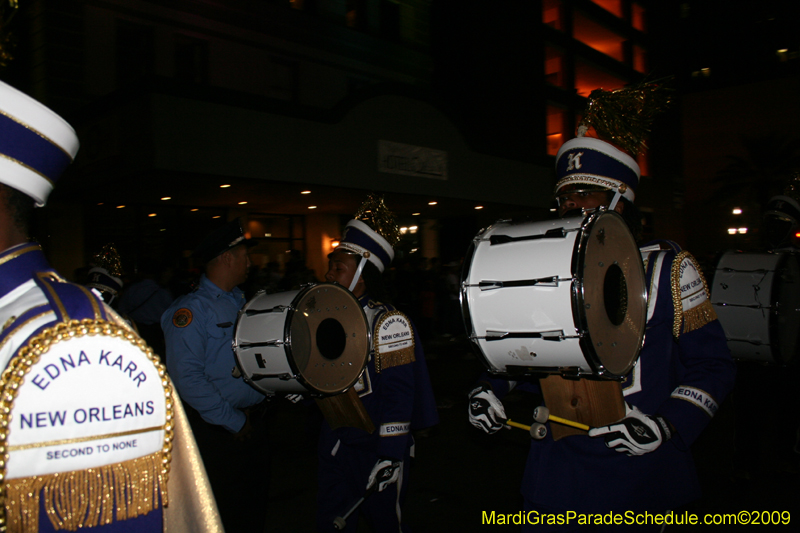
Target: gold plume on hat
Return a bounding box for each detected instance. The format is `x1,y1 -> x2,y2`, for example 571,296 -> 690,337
578,79 -> 673,156
0,1 -> 19,69
353,193 -> 401,247
92,243 -> 124,277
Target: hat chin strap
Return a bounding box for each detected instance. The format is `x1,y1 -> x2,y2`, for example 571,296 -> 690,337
609,187 -> 623,212
349,255 -> 369,293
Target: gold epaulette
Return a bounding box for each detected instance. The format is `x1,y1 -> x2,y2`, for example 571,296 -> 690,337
373,310 -> 416,373
670,251 -> 718,338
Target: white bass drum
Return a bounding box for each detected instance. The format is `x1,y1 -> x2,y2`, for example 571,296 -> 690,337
233,283 -> 370,395
461,210 -> 647,379
710,251 -> 800,365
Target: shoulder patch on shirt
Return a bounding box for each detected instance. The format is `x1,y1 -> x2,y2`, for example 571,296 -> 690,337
671,251 -> 717,337
373,310 -> 415,373
172,308 -> 193,328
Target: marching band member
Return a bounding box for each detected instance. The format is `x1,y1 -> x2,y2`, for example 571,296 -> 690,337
317,195 -> 438,532
468,84 -> 736,530
0,80 -> 217,532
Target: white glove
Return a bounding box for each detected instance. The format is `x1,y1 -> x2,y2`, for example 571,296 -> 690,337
468,384 -> 507,434
588,404 -> 672,456
367,458 -> 401,492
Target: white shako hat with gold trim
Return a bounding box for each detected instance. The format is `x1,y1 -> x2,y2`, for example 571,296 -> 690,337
554,136 -> 640,203
0,80 -> 80,206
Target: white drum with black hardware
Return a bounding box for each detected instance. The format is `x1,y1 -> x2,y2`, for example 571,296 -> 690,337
233,283 -> 370,395
710,251 -> 800,365
460,209 -> 647,379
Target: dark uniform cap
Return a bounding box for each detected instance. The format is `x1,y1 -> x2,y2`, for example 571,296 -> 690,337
193,218 -> 256,262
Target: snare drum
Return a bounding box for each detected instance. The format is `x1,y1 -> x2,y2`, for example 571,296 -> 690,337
710,251 -> 800,365
461,210 -> 647,378
233,283 -> 370,395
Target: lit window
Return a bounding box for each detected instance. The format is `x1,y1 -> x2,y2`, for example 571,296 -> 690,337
574,59 -> 626,97
590,0 -> 623,18
632,3 -> 646,32
546,104 -> 567,156
636,152 -> 649,178
573,10 -> 625,62
633,45 -> 647,73
542,0 -> 563,30
545,46 -> 565,87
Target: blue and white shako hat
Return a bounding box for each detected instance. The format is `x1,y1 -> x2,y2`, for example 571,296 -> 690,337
0,80 -> 80,206
336,194 -> 400,273
86,267 -> 124,298
555,136 -> 640,203
554,82 -> 672,204
338,219 -> 395,273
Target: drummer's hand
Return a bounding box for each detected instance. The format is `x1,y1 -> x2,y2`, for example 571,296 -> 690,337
588,404 -> 672,456
367,458 -> 401,492
233,410 -> 253,442
468,384 -> 507,434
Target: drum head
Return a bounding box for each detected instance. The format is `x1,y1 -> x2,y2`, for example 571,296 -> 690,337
286,284 -> 370,395
574,211 -> 647,377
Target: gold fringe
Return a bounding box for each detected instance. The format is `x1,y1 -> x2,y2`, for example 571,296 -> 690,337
5,452 -> 165,532
681,300 -> 717,335
377,348 -> 415,373
0,320 -> 174,532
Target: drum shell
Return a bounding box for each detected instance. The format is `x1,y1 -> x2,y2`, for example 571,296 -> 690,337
462,217 -> 583,372
461,211 -> 646,379
711,251 -> 800,365
233,283 -> 370,395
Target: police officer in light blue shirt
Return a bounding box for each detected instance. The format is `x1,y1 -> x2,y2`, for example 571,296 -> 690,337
161,218 -> 269,531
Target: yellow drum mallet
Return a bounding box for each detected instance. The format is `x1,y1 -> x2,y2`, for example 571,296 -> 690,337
505,406 -> 590,440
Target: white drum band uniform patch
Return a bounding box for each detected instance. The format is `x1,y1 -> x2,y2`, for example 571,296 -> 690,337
0,319 -> 173,532
373,311 -> 415,373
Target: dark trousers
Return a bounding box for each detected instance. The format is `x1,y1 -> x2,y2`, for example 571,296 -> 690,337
185,402 -> 271,533
316,438 -> 411,533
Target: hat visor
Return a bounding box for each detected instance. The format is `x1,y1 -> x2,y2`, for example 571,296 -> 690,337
555,182 -> 613,196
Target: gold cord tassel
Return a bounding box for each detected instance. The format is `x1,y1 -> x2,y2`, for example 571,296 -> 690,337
5,452 -> 165,532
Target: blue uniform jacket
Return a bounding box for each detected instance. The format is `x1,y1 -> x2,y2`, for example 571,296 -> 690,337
161,274 -> 264,433
319,294 -> 439,460
0,243 -> 165,532
481,246 -> 736,513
